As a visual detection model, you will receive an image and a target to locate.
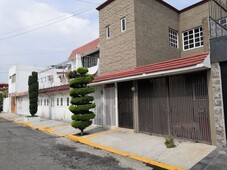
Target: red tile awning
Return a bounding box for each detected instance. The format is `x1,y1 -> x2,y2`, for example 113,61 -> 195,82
93,52 -> 209,83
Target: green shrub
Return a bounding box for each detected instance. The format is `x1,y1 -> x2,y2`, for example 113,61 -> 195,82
28,71 -> 39,116
69,76 -> 93,88
165,136 -> 176,148
68,67 -> 96,135
70,96 -> 94,105
69,103 -> 95,114
71,113 -> 95,121
77,67 -> 88,75
69,87 -> 95,96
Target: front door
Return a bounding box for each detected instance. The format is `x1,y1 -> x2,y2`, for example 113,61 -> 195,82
118,81 -> 133,129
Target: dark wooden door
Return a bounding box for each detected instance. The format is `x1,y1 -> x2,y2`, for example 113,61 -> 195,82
118,81 -> 133,129
220,62 -> 227,138
138,78 -> 169,135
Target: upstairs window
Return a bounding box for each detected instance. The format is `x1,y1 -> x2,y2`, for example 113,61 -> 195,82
121,17 -> 126,32
10,74 -> 16,83
82,55 -> 98,68
106,25 -> 110,39
169,28 -> 178,48
67,97 -> 70,106
60,98 -> 63,106
57,98 -> 59,106
183,27 -> 203,51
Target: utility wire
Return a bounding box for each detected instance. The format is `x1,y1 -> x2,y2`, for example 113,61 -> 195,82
74,0 -> 101,4
0,51 -> 68,56
0,3 -> 100,36
0,5 -> 97,41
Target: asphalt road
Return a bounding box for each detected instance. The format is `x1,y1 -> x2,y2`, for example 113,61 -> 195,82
0,118 -> 164,170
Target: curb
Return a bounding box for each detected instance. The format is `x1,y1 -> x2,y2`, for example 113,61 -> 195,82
0,116 -> 184,170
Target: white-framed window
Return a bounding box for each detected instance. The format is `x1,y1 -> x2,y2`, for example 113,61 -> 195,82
169,28 -> 178,48
121,17 -> 126,32
219,17 -> 227,29
47,99 -> 49,106
106,25 -> 110,39
44,99 -> 46,106
60,98 -> 63,106
57,98 -> 59,106
11,74 -> 16,83
183,26 -> 203,51
67,97 -> 70,106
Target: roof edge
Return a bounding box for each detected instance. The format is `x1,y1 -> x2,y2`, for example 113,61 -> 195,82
97,0 -> 208,13
97,0 -> 114,11
180,0 -> 209,13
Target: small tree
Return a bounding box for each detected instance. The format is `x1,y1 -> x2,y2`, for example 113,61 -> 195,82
28,71 -> 39,117
68,67 -> 96,136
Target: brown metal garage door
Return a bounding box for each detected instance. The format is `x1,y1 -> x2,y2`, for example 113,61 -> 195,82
138,72 -> 211,143
138,78 -> 169,135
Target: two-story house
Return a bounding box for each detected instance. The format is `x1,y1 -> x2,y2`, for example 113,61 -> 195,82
5,39 -> 100,123
89,0 -> 227,147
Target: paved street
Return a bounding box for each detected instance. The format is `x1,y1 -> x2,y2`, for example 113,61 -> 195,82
0,118 -> 164,170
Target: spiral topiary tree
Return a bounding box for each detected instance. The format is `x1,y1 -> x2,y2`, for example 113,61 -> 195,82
28,71 -> 39,116
68,67 -> 96,136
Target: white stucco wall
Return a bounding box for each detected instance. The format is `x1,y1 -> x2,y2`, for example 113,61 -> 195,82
3,97 -> 10,113
8,65 -> 44,95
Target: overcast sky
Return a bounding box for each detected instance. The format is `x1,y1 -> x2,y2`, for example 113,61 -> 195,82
0,0 -> 201,83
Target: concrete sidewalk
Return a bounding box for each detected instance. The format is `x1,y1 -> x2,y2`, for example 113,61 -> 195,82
0,113 -> 216,170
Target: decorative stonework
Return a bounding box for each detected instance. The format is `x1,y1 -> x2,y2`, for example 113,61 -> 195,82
211,63 -> 226,146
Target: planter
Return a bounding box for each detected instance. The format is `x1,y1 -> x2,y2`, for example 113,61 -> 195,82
23,116 -> 40,123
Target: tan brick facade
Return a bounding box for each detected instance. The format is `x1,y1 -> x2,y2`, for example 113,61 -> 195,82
134,0 -> 180,66
99,0 -> 137,74
98,0 -> 211,74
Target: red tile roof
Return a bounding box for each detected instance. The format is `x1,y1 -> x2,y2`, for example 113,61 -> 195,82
0,84 -> 8,92
68,38 -> 99,60
93,53 -> 209,83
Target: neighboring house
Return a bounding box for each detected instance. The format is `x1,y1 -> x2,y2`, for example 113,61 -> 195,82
6,39 -> 100,123
90,0 -> 227,146
7,65 -> 44,114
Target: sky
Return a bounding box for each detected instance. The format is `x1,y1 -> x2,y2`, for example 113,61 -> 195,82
0,0 -> 201,83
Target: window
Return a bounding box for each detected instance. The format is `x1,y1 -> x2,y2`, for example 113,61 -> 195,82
40,99 -> 42,106
219,17 -> 227,29
67,97 -> 70,106
11,74 -> 16,83
82,55 -> 98,68
183,27 -> 203,50
57,98 -> 59,106
60,98 -> 63,106
44,99 -> 46,106
169,28 -> 178,48
106,25 -> 110,39
47,99 -> 49,106
121,17 -> 126,32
